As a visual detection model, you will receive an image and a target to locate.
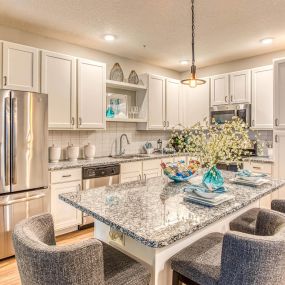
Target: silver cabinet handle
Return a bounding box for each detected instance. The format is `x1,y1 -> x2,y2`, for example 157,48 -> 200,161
78,117 -> 82,126
3,76 -> 7,86
0,193 -> 46,206
252,120 -> 255,127
225,96 -> 228,103
163,121 -> 166,127
275,134 -> 279,143
275,118 -> 279,127
252,166 -> 261,170
144,174 -> 147,181
166,121 -> 170,127
230,95 -> 233,102
62,174 -> 72,178
71,117 -> 75,125
11,98 -> 17,185
139,174 -> 142,180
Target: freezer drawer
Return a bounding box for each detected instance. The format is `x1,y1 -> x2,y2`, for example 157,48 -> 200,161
0,189 -> 48,259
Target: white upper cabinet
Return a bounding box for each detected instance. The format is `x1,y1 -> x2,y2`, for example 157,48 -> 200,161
210,74 -> 229,106
274,58 -> 285,129
2,42 -> 39,92
77,58 -> 106,129
148,74 -> 165,130
183,78 -> 210,127
230,70 -> 251,104
41,51 -> 76,129
251,66 -> 273,129
165,78 -> 181,128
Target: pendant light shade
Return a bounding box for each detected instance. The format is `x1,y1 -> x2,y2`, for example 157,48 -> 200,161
181,0 -> 205,88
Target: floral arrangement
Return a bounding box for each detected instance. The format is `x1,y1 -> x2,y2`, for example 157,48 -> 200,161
168,118 -> 258,169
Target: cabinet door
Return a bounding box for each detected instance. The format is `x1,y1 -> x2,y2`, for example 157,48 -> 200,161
165,78 -> 181,128
210,74 -> 229,106
230,70 -> 251,104
2,42 -> 39,92
143,169 -> 161,180
50,181 -> 82,231
274,132 -> 285,180
251,66 -> 273,129
41,51 -> 76,129
274,58 -> 285,129
183,78 -> 210,127
148,74 -> 165,130
77,59 -> 106,129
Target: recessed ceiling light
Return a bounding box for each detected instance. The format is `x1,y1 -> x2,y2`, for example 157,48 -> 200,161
260,38 -> 273,45
180,60 -> 190,65
104,34 -> 116,41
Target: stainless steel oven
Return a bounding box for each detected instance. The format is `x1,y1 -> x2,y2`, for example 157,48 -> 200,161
80,164 -> 120,229
210,104 -> 251,125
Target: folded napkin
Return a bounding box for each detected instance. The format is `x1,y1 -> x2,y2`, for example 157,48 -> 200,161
184,184 -> 227,194
236,169 -> 267,178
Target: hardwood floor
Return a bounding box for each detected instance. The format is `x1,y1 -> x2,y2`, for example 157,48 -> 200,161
0,228 -> 93,285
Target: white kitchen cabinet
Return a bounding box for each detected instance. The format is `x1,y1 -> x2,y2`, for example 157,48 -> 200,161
274,131 -> 285,181
148,74 -> 165,130
165,78 -> 181,128
274,58 -> 285,129
77,58 -> 106,129
2,41 -> 39,92
120,161 -> 142,183
229,70 -> 251,104
183,78 -> 210,127
41,51 -> 76,129
211,74 -> 229,106
142,159 -> 162,179
51,181 -> 82,232
251,66 -> 273,129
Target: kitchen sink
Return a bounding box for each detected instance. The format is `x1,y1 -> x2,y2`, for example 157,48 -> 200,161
112,154 -> 150,159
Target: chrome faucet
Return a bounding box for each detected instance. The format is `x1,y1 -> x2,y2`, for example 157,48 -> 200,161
119,133 -> 130,155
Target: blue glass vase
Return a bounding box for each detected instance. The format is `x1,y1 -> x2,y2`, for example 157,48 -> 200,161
202,166 -> 224,188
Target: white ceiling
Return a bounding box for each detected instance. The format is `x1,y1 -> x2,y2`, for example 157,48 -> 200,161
0,0 -> 284,72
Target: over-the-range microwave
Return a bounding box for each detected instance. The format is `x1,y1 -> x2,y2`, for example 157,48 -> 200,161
210,104 -> 251,126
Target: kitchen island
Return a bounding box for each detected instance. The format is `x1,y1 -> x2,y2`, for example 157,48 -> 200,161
60,171 -> 285,285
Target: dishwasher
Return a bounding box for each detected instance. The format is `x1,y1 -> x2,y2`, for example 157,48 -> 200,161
79,164 -> 120,229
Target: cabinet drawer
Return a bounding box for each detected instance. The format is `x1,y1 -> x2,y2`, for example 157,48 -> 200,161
143,159 -> 161,171
120,172 -> 141,183
50,168 -> 82,184
250,162 -> 272,175
120,161 -> 142,174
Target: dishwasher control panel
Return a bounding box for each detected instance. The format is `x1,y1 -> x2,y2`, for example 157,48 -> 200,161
82,164 -> 120,179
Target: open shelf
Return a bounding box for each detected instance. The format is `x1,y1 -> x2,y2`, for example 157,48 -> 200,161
106,117 -> 147,123
106,79 -> 147,91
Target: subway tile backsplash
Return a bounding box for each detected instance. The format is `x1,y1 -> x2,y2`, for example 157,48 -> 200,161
48,122 -> 170,160
48,123 -> 273,161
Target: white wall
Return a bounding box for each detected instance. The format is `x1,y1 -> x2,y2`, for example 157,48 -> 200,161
181,50 -> 285,78
0,24 -> 180,79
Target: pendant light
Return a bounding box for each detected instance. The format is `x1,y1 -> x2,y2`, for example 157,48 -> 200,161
181,0 -> 206,88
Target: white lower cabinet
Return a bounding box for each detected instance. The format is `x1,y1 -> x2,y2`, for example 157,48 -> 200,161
50,169 -> 82,233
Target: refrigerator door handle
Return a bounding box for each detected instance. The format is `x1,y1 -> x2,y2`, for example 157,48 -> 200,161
4,97 -> 10,186
0,193 -> 46,206
11,98 -> 17,185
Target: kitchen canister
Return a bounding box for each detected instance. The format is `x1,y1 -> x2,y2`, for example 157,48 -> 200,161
67,144 -> 79,161
49,145 -> 61,163
84,143 -> 96,160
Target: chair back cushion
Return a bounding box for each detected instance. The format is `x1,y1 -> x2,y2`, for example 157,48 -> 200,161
219,209 -> 285,285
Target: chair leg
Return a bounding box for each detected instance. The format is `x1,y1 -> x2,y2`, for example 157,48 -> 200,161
172,271 -> 182,285
172,270 -> 200,285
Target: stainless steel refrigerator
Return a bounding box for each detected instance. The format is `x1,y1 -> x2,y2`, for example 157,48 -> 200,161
0,90 -> 48,259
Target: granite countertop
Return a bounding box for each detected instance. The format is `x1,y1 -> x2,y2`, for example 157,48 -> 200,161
48,153 -> 189,171
59,171 -> 285,248
243,156 -> 274,164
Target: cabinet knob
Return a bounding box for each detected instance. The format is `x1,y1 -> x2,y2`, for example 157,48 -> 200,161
275,118 -> 279,127
3,76 -> 7,86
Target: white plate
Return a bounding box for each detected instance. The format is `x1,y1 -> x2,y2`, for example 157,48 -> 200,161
193,189 -> 220,199
230,177 -> 271,187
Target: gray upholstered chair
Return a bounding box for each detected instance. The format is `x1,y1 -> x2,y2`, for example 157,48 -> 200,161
13,213 -> 151,285
230,199 -> 285,234
170,209 -> 285,285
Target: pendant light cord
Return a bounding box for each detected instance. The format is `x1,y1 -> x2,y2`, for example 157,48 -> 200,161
191,0 -> 195,66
